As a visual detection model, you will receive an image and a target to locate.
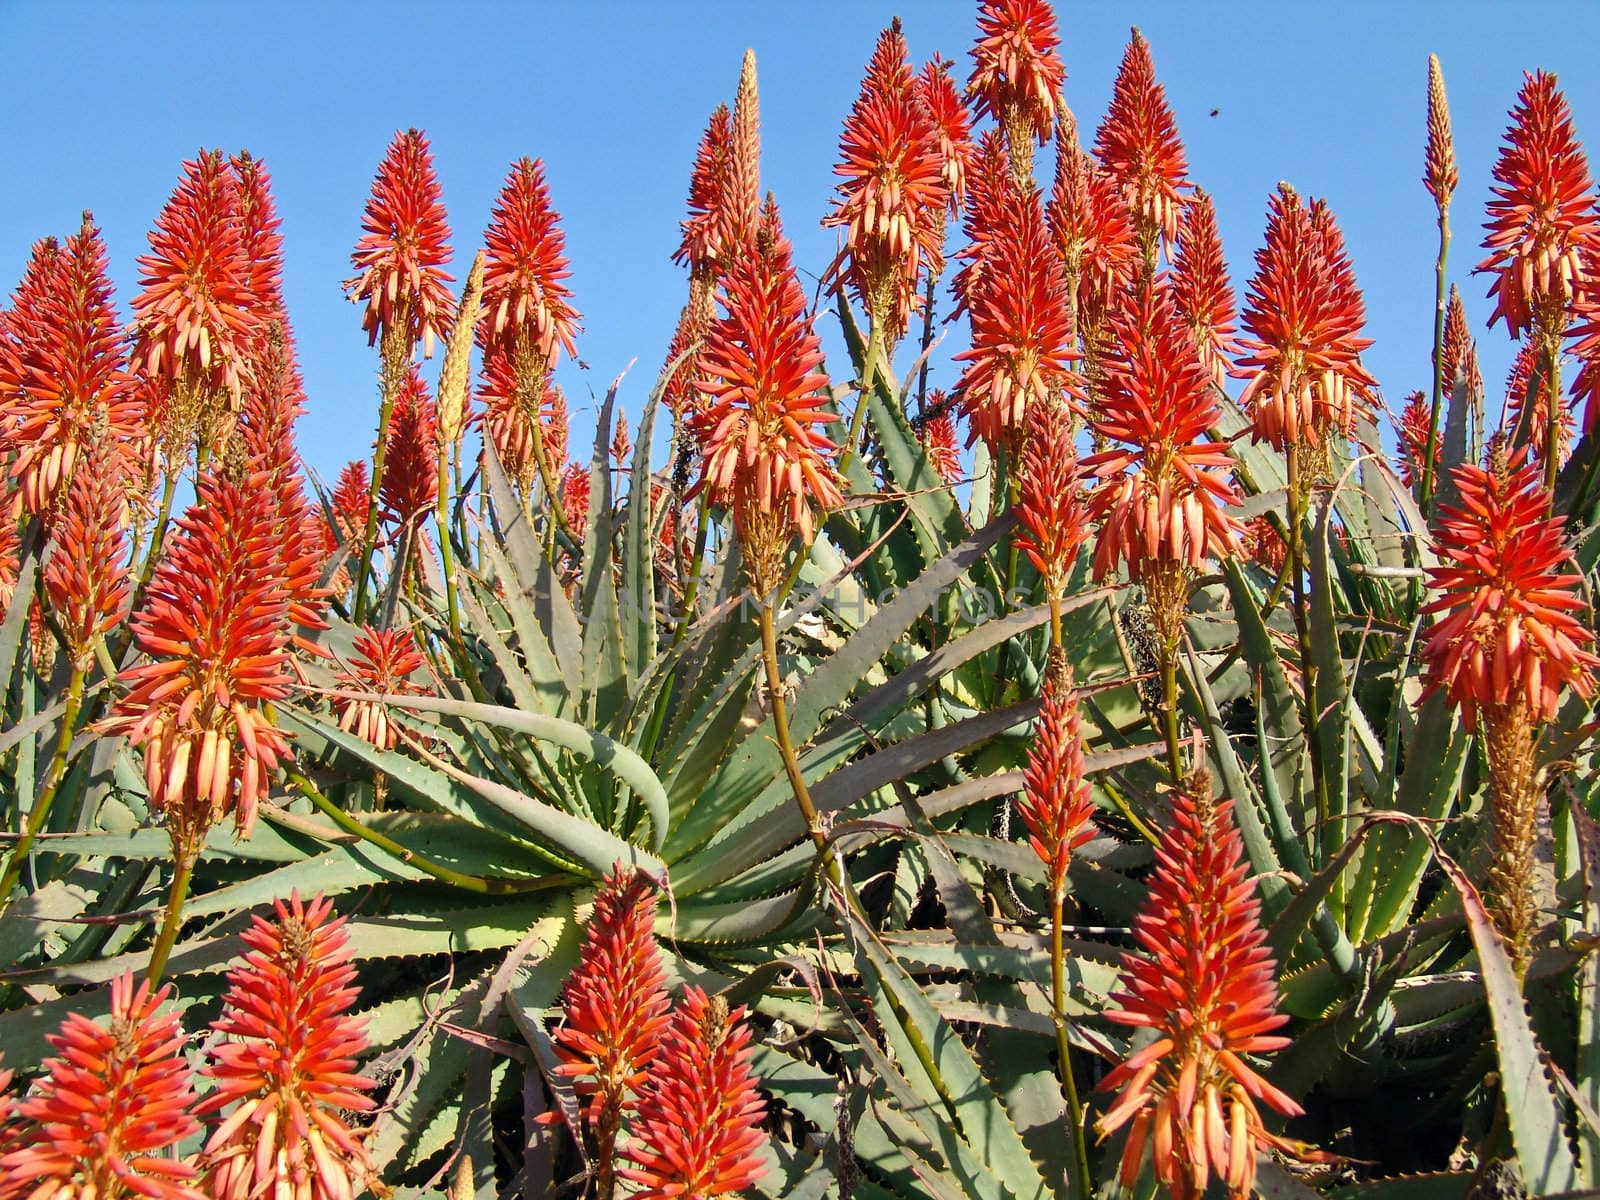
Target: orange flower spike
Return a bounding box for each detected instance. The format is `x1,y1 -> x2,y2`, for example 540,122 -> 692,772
334,626 -> 429,752
345,128 -> 455,358
1242,515 -> 1287,578
1095,28 -> 1191,258
42,451 -> 132,670
3,213 -> 140,518
481,157 -> 581,370
1084,281 -> 1240,583
917,56 -> 974,217
1395,390 -> 1437,490
1015,390 -> 1088,596
727,51 -> 764,253
132,150 -> 262,414
1479,71 -> 1599,340
694,201 -> 842,551
920,396 -> 963,485
378,365 -> 439,534
1440,282 -> 1482,399
967,0 -> 1064,178
620,986 -> 768,1200
231,152 -> 288,325
950,130 -> 1014,319
1017,663 -> 1096,900
678,104 -> 737,286
954,187 -> 1080,456
1047,128 -> 1139,343
199,893 -> 377,1200
331,460 -> 371,543
1504,342 -> 1573,468
104,470 -> 293,841
611,409 -> 631,469
0,973 -> 203,1200
825,19 -> 949,343
1169,189 -> 1242,387
561,461 -> 592,543
1422,452 -> 1598,730
1098,785 -> 1316,1200
1424,55 -> 1459,208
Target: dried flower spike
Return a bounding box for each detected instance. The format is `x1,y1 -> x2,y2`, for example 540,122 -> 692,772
199,893 -> 376,1200
1424,55 -> 1459,206
1098,783 -> 1320,1200
0,974 -> 202,1200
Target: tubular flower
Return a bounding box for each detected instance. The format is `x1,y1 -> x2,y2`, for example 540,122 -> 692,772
1241,515 -> 1286,578
199,893 -> 376,1200
345,129 -> 455,358
1503,341 -> 1573,469
0,974 -> 202,1200
611,409 -> 631,469
1047,121 -> 1139,351
41,449 -> 132,670
132,149 -> 262,448
1168,190 -> 1242,386
330,460 -> 371,544
660,302 -> 711,424
1478,71 -> 1599,340
966,0 -> 1064,181
1084,281 -> 1239,653
560,461 -> 591,543
949,130 -> 1014,319
1094,29 -> 1191,258
693,203 -> 842,588
334,626 -> 429,752
553,868 -> 672,1195
1,213 -> 139,517
1569,275 -> 1600,433
480,158 -> 581,374
920,399 -> 963,485
825,20 -> 949,344
620,987 -> 768,1200
1424,55 -> 1458,208
1098,783 -> 1315,1200
1422,449 -> 1598,966
1395,390 -> 1438,490
1016,390 -> 1088,595
378,365 -> 438,535
955,186 -> 1080,456
1440,282 -> 1483,399
677,105 -> 738,301
1017,657 -> 1096,900
477,349 -> 568,495
1237,186 -> 1377,458
917,56 -> 974,217
231,151 -> 288,324
103,470 -> 292,844
1422,450 -> 1597,731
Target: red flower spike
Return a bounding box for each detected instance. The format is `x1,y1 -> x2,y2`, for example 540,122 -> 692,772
42,448 -> 132,670
1237,186 -> 1377,454
2,214 -> 140,518
921,398 -> 963,485
1422,451 -> 1597,731
620,986 -> 768,1200
561,461 -> 591,543
1085,281 -> 1240,583
0,973 -> 202,1200
378,365 -> 438,535
231,152 -> 288,326
1395,390 -> 1437,490
1015,390 -> 1088,595
345,129 -> 455,358
967,0 -> 1064,161
1478,71 -> 1599,340
611,409 -> 631,469
1242,515 -> 1287,578
553,867 -> 672,1132
678,104 -> 738,286
825,20 -> 949,343
132,150 -> 262,423
1424,56 -> 1459,207
334,626 -> 429,752
103,470 -> 292,842
477,348 -> 569,495
1094,29 -> 1191,255
1099,785 -> 1316,1200
1503,342 -> 1573,469
950,130 -> 1014,320
955,186 -> 1080,456
1440,283 -> 1482,400
199,893 -> 376,1200
1047,126 -> 1139,346
918,56 -> 974,217
331,460 -> 371,543
480,157 -> 581,374
0,515 -> 20,616
694,202 -> 842,555
1017,663 -> 1096,900
1169,190 -> 1242,386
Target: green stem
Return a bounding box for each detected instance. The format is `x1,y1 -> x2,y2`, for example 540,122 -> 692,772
1287,446 -> 1331,866
759,604 -> 829,858
914,267 -> 940,418
1052,891 -> 1093,1200
437,446 -> 461,641
0,667 -> 86,905
354,395 -> 398,626
837,318 -> 883,478
1543,333 -> 1562,495
136,469 -> 180,597
1419,198 -> 1452,511
146,846 -> 196,984
1160,646 -> 1184,786
668,493 -> 713,650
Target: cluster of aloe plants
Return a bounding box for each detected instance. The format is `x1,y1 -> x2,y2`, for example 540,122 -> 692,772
2,3 -> 1599,1198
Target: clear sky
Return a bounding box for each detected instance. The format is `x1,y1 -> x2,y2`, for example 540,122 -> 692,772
2,2 -> 1597,484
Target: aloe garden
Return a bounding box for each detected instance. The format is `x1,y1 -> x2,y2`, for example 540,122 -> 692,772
2,3 -> 1599,1198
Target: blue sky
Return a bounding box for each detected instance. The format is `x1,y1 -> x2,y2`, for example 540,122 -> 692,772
2,2 -> 1597,484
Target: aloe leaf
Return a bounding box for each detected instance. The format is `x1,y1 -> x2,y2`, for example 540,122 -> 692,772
1574,804 -> 1600,1187
579,382 -> 626,722
0,538 -> 36,689
1309,494 -> 1352,866
621,384 -> 662,687
1222,559 -> 1306,827
1328,1173 -> 1478,1200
